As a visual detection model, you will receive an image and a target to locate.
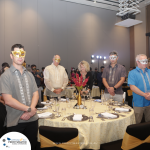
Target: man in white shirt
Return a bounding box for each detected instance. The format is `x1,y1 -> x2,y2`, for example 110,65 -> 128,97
44,55 -> 68,97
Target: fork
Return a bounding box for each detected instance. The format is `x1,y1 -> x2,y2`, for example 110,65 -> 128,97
61,117 -> 66,121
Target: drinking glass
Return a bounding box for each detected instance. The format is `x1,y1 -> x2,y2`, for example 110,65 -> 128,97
65,90 -> 69,99
66,99 -> 71,115
101,94 -> 105,105
61,108 -> 66,117
81,95 -> 86,108
55,100 -> 60,116
47,105 -> 52,112
90,100 -> 96,109
89,107 -> 94,117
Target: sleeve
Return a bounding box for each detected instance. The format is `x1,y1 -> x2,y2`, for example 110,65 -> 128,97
30,73 -> 38,93
102,68 -> 107,78
44,68 -> 55,92
0,73 -> 12,95
121,66 -> 127,77
62,69 -> 68,90
128,71 -> 136,86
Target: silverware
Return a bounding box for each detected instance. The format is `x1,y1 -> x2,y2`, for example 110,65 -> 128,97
61,117 -> 66,121
114,112 -> 126,117
101,118 -> 105,121
89,116 -> 94,122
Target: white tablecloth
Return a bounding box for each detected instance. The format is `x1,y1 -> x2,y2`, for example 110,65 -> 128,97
38,101 -> 135,149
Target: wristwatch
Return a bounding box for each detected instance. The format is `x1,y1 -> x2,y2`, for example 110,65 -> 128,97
114,87 -> 117,91
27,107 -> 31,112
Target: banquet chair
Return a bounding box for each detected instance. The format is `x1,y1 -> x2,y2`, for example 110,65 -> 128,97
100,121 -> 150,150
39,126 -> 80,150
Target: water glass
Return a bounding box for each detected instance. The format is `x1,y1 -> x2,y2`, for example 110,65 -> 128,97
61,108 -> 66,117
101,94 -> 105,105
55,100 -> 60,116
66,99 -> 71,115
105,102 -> 109,112
48,105 -> 52,112
89,107 -> 94,116
114,101 -> 118,106
82,96 -> 86,108
90,100 -> 96,108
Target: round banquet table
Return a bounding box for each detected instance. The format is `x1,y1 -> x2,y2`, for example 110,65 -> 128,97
65,86 -> 100,98
38,100 -> 136,150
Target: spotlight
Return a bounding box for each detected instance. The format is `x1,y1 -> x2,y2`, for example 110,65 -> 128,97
91,55 -> 94,59
92,60 -> 95,63
100,56 -> 102,59
104,56 -> 106,59
96,55 -> 99,59
103,61 -> 106,64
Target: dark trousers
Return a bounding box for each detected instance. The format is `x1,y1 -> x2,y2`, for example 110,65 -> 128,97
7,120 -> 38,150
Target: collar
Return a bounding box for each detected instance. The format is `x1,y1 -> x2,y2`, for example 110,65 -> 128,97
52,63 -> 59,69
10,64 -> 27,73
136,66 -> 148,73
109,63 -> 118,68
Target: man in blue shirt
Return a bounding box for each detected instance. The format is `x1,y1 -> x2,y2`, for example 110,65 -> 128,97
128,54 -> 150,124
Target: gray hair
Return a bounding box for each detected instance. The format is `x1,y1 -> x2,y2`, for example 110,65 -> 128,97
136,54 -> 147,61
109,51 -> 118,56
78,60 -> 90,72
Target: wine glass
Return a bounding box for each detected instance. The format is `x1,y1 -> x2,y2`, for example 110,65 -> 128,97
61,107 -> 66,117
101,93 -> 105,105
66,99 -> 71,115
55,99 -> 60,116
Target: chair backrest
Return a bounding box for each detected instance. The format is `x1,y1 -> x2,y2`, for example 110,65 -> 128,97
127,90 -> 132,96
126,121 -> 150,140
122,121 -> 150,150
39,126 -> 78,144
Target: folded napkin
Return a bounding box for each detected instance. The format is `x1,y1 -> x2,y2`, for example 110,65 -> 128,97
41,102 -> 52,105
38,112 -> 52,118
37,106 -> 48,110
115,108 -> 129,112
101,112 -> 117,119
73,114 -> 83,121
60,98 -> 66,102
66,86 -> 74,89
94,99 -> 101,102
92,86 -> 99,88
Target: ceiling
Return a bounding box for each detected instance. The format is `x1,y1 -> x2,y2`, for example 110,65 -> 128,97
63,0 -> 150,11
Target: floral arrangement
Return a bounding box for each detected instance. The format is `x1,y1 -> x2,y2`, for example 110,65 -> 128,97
72,73 -> 89,91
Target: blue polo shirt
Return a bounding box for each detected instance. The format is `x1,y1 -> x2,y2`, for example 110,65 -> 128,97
128,67 -> 150,107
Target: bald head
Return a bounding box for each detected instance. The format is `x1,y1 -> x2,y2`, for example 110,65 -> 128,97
53,55 -> 61,66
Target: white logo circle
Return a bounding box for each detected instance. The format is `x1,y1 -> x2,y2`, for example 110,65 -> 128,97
0,132 -> 31,150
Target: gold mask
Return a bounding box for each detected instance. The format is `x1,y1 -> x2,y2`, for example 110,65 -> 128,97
12,49 -> 26,58
55,58 -> 61,63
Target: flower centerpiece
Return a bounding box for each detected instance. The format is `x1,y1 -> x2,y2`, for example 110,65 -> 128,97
72,73 -> 89,106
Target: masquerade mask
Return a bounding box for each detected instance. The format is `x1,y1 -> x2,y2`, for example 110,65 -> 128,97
109,55 -> 117,60
12,49 -> 26,58
138,59 -> 148,64
55,58 -> 61,63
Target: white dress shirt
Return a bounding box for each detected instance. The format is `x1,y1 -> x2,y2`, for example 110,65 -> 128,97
44,63 -> 68,93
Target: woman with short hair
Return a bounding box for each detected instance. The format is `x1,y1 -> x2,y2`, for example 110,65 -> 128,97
78,60 -> 93,95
